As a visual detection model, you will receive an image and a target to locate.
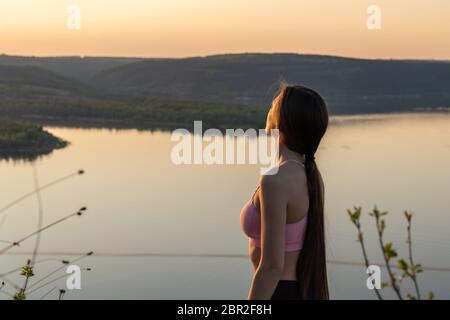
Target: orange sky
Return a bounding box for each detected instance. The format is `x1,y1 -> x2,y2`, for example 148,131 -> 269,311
1,0 -> 449,59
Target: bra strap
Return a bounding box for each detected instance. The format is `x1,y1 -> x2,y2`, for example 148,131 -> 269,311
250,185 -> 260,206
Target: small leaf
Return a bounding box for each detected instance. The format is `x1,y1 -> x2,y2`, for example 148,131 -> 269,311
414,264 -> 423,273
397,259 -> 408,271
405,293 -> 416,300
370,206 -> 379,217
13,289 -> 26,300
390,250 -> 398,259
383,242 -> 398,259
20,265 -> 34,277
404,211 -> 413,222
347,207 -> 361,225
380,219 -> 386,232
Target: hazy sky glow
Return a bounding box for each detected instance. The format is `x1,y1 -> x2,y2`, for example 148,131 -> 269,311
1,0 -> 449,59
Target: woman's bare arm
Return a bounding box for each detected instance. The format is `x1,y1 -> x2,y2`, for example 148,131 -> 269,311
248,174 -> 286,300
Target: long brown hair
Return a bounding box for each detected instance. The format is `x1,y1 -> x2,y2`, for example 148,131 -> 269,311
269,84 -> 329,299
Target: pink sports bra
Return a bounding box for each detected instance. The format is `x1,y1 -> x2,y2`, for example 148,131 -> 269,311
239,159 -> 308,252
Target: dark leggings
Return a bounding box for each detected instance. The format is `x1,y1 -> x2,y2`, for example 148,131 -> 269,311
271,280 -> 302,300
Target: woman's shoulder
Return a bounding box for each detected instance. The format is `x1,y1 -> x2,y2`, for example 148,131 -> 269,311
259,171 -> 283,189
259,163 -> 304,190
259,163 -> 308,201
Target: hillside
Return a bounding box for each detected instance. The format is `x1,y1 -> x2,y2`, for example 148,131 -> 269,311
0,64 -> 131,124
0,54 -> 140,81
0,64 -> 88,92
92,53 -> 450,114
0,64 -> 263,129
0,53 -> 450,129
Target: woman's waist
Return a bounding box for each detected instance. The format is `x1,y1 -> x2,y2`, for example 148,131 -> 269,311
249,244 -> 300,279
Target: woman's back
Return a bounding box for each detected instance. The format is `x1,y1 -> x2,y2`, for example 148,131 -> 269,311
248,158 -> 310,279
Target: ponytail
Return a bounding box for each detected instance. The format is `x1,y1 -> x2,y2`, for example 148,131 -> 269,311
296,158 -> 329,299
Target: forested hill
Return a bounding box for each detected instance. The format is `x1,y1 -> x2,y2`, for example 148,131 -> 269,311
0,53 -> 450,128
92,53 -> 450,114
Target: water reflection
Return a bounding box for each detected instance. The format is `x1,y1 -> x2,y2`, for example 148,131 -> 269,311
0,112 -> 449,299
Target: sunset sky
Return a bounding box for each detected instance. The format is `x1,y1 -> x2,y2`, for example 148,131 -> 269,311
1,0 -> 449,59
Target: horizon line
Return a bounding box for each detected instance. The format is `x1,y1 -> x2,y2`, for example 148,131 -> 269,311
1,51 -> 450,63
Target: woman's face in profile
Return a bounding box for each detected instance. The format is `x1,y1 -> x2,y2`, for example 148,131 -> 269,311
265,103 -> 278,135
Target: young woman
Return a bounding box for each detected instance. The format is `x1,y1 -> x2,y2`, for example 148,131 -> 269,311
240,85 -> 329,300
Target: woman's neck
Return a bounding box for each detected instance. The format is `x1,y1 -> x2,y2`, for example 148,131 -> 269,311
278,144 -> 305,165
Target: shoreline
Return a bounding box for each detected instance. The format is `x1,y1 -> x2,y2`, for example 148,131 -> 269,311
14,109 -> 450,132
0,118 -> 68,160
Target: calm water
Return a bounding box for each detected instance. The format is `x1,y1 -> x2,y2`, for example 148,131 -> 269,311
1,112 -> 450,299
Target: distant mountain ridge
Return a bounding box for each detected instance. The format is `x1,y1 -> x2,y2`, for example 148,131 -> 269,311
90,53 -> 450,114
0,53 -> 450,128
0,54 -> 140,81
0,64 -> 89,93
